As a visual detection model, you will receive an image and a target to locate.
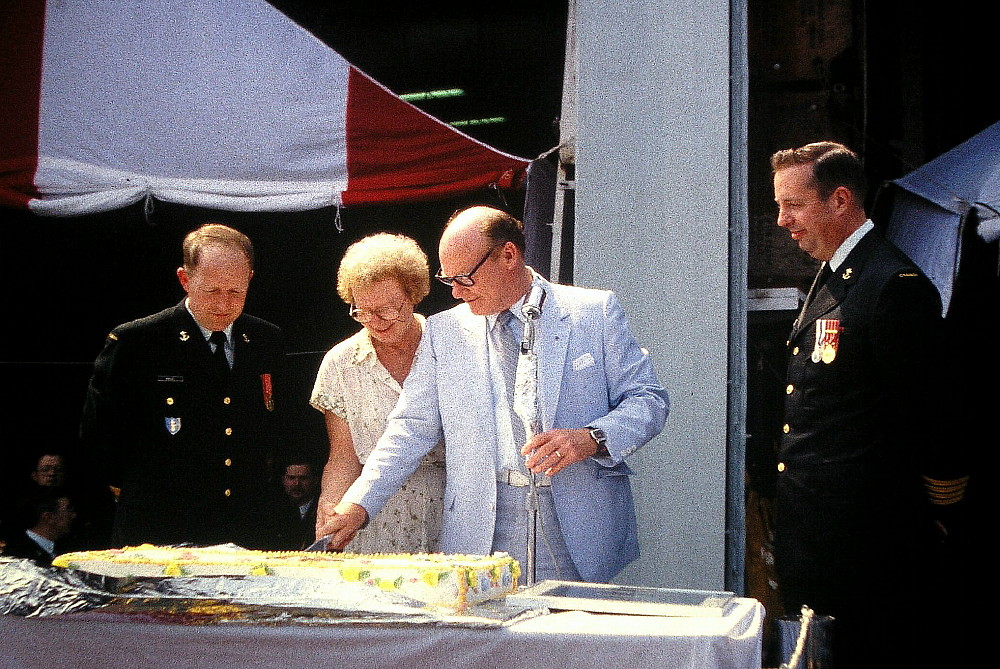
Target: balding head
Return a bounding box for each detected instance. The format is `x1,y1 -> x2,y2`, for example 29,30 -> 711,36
437,206 -> 533,315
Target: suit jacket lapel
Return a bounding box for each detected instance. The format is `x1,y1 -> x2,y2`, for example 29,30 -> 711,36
170,302 -> 208,355
231,315 -> 250,373
455,308 -> 497,451
793,232 -> 875,339
535,280 -> 570,430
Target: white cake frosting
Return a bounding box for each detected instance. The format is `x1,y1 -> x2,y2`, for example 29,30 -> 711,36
52,544 -> 520,611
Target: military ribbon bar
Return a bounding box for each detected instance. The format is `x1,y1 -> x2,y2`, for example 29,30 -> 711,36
261,373 -> 274,411
812,318 -> 841,364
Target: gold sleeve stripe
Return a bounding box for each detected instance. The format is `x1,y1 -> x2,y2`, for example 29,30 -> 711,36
922,475 -> 969,505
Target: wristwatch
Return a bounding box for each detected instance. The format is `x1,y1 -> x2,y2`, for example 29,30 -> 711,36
588,427 -> 609,457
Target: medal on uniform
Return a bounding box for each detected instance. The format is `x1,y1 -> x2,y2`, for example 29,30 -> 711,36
812,318 -> 841,364
165,417 -> 182,435
261,373 -> 274,411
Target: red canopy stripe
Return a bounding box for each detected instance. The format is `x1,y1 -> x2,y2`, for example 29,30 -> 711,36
0,0 -> 46,208
343,66 -> 528,206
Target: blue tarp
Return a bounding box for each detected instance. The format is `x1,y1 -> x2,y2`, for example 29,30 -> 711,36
884,121 -> 1000,313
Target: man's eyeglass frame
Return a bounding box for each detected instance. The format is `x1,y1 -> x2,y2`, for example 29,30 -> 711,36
434,242 -> 506,287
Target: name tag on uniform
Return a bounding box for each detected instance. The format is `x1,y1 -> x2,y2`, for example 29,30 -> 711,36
157,375 -> 184,383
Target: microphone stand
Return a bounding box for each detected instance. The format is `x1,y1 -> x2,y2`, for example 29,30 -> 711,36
514,288 -> 544,586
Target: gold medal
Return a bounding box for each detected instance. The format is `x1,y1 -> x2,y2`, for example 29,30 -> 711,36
822,343 -> 836,364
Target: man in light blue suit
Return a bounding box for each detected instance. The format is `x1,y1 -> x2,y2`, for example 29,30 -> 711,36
323,206 -> 668,583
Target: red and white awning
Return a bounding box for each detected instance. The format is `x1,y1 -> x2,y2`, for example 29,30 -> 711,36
0,0 -> 529,216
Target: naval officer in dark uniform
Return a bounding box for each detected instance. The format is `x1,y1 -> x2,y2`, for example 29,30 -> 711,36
81,223 -> 287,549
770,142 -> 968,668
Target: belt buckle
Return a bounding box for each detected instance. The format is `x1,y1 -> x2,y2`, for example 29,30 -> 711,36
499,469 -> 551,487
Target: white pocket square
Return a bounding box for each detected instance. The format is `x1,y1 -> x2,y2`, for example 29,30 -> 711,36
572,353 -> 596,371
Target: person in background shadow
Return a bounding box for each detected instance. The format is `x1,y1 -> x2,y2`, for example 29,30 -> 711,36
274,458 -> 320,550
1,449 -> 114,552
2,490 -> 77,567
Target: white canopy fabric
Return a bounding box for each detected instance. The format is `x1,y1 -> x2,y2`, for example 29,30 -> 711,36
0,0 -> 529,216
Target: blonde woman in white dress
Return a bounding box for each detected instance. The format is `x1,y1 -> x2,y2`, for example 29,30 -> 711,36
310,233 -> 445,553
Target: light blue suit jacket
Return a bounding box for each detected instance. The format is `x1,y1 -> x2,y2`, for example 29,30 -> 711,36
341,272 -> 669,582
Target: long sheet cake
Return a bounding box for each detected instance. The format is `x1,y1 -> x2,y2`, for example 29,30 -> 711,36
52,544 -> 520,611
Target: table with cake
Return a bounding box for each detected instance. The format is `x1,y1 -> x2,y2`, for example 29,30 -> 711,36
0,545 -> 764,669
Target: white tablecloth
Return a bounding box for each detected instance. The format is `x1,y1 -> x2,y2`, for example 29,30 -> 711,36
0,598 -> 763,669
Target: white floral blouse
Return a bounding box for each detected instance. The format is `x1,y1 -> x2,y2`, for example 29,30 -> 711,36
309,316 -> 445,553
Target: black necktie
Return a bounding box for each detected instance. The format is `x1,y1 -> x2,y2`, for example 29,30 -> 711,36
803,263 -> 832,311
794,263 -> 831,334
210,331 -> 230,373
816,262 -> 833,289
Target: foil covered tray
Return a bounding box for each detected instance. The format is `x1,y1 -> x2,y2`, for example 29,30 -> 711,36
1,557 -> 543,627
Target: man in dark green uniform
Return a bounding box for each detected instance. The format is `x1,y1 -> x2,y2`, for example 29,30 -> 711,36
81,224 -> 286,549
771,142 -> 968,668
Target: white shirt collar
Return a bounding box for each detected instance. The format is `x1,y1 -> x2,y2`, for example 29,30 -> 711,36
25,529 -> 55,556
298,498 -> 314,519
486,270 -> 543,328
829,220 -> 874,271
184,299 -> 234,341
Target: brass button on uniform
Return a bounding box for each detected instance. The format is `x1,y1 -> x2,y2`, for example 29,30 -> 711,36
224,489 -> 232,497
223,397 -> 231,405
225,427 -> 233,436
792,346 -> 799,355
786,384 -> 794,394
224,458 -> 232,467
777,462 -> 786,472
166,397 -> 174,405
783,424 -> 790,434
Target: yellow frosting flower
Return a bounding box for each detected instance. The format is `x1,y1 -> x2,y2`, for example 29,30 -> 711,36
163,562 -> 185,576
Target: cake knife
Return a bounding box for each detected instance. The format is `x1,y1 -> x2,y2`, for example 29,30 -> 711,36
305,534 -> 333,552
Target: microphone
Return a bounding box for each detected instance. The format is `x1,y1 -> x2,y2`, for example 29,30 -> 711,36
520,286 -> 546,353
521,285 -> 546,320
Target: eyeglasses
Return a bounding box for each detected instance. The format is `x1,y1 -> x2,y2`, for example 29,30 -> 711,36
349,302 -> 408,324
435,243 -> 504,287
